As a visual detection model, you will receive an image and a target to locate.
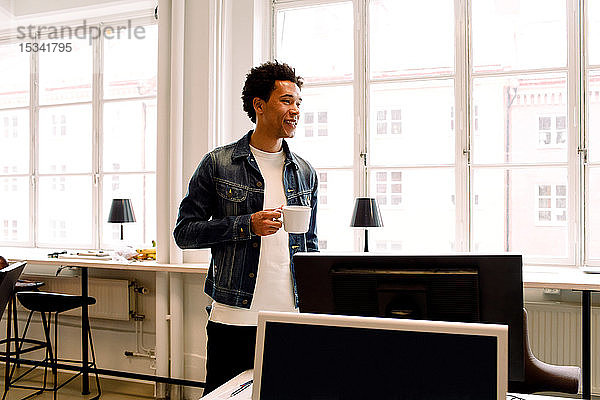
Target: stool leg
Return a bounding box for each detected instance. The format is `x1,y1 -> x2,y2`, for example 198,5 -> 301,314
53,312 -> 58,400
12,298 -> 19,368
87,324 -> 102,399
4,296 -> 12,391
40,312 -> 55,392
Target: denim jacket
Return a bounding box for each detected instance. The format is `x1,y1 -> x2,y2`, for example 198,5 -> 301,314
173,131 -> 318,308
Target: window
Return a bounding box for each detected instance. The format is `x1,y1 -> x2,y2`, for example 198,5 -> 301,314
375,171 -> 402,206
0,18 -> 157,248
304,112 -> 314,137
302,110 -> 329,137
2,219 -> 18,241
52,114 -> 67,137
536,184 -> 567,225
319,172 -> 328,205
376,108 -> 401,135
275,0 -> 600,263
3,116 -> 17,138
376,240 -> 403,251
538,115 -> 567,147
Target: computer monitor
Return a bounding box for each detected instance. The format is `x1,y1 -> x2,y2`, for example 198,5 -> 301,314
253,311 -> 508,400
293,253 -> 524,383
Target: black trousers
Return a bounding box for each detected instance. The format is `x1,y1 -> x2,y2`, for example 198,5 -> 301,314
204,320 -> 257,395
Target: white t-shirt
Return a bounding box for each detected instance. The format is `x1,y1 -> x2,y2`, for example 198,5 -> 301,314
209,145 -> 297,326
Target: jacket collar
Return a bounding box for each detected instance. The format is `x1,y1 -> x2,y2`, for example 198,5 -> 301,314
232,130 -> 298,168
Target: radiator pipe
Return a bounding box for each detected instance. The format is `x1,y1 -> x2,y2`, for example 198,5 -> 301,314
155,271 -> 170,399
170,272 -> 184,400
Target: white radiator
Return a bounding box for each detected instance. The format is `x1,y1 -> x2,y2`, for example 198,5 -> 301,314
39,276 -> 130,321
525,302 -> 599,394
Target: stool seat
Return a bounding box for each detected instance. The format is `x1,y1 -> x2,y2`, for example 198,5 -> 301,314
17,292 -> 96,314
14,280 -> 44,291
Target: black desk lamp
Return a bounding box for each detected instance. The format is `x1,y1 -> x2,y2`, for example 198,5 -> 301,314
108,199 -> 136,240
350,197 -> 383,252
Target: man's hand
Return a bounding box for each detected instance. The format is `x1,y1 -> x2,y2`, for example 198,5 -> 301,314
251,207 -> 283,236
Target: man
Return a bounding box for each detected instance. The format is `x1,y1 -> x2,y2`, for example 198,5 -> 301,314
173,61 -> 318,393
0,256 -> 7,269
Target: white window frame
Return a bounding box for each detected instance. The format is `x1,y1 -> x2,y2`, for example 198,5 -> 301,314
272,0 -> 588,266
0,14 -> 157,249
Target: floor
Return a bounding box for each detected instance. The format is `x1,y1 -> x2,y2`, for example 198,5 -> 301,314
0,367 -> 155,399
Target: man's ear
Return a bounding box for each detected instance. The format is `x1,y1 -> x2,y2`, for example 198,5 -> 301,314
253,97 -> 264,116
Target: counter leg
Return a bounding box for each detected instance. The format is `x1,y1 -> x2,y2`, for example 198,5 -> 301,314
582,290 -> 591,400
81,267 -> 90,395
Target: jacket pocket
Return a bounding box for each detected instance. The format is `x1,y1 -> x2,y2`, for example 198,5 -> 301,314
216,181 -> 248,215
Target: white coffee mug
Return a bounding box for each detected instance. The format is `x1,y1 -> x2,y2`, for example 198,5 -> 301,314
282,205 -> 311,234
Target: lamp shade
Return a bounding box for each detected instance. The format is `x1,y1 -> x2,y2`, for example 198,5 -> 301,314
350,197 -> 383,228
107,199 -> 136,223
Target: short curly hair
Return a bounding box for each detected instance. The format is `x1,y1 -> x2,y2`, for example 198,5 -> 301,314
242,61 -> 303,123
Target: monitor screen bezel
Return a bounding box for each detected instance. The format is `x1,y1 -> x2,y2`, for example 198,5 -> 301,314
252,311 -> 508,400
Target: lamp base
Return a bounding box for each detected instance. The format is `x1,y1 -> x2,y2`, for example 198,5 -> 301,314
364,229 -> 369,252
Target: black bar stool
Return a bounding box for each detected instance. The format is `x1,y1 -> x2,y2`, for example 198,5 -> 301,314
4,291 -> 101,400
0,280 -> 45,394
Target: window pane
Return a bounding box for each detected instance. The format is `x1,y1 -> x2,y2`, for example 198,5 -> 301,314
370,168 -> 455,252
370,0 -> 454,79
38,175 -> 92,246
276,2 -> 353,82
370,80 -> 454,166
0,177 -> 29,243
587,167 -> 600,260
39,105 -> 92,173
102,173 -> 156,247
539,117 -> 551,130
103,99 -> 157,172
104,25 -> 157,99
589,0 -> 600,65
39,38 -> 92,105
291,86 -> 352,168
472,74 -> 567,164
538,198 -> 551,208
472,168 -> 568,259
0,110 -> 29,174
587,71 -> 600,162
0,43 -> 29,108
472,0 -> 567,73
314,169 -> 353,251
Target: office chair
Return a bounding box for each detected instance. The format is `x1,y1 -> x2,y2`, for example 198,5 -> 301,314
509,308 -> 580,394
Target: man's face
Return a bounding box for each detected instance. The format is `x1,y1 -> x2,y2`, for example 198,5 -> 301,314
257,80 -> 302,139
